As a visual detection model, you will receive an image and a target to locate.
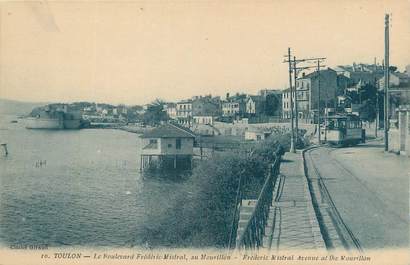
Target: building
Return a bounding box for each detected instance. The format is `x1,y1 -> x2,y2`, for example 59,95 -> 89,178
336,75 -> 353,95
244,129 -> 272,141
140,123 -> 196,170
334,63 -> 384,86
193,116 -> 214,125
175,96 -> 220,127
192,96 -> 220,116
295,68 -> 339,122
378,71 -> 410,117
176,100 -> 193,126
176,100 -> 193,118
222,94 -> 246,117
377,72 -> 410,89
191,96 -> 220,125
163,103 -> 177,120
405,65 -> 410,77
245,95 -> 265,116
281,88 -> 293,119
222,101 -> 241,117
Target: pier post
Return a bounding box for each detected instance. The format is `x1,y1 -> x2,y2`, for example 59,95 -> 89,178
1,144 -> 8,156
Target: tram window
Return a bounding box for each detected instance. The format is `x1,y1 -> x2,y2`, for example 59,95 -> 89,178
328,120 -> 335,129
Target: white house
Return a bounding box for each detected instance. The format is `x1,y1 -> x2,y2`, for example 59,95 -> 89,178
193,115 -> 214,125
140,123 -> 196,170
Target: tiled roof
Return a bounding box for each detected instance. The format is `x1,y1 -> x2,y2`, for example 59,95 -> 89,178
301,68 -> 336,79
141,123 -> 196,138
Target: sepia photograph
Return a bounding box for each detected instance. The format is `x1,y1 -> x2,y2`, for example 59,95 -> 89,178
0,1 -> 409,264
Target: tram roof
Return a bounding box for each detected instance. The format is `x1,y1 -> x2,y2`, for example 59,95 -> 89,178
325,114 -> 360,120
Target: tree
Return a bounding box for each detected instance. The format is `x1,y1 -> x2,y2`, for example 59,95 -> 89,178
358,84 -> 378,122
142,99 -> 168,125
265,94 -> 280,116
389,66 -> 398,72
359,99 -> 377,122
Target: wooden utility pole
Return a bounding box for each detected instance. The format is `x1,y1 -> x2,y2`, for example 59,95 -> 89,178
287,48 -> 296,153
284,56 -> 326,145
293,56 -> 299,145
317,59 -> 321,143
384,14 -> 390,151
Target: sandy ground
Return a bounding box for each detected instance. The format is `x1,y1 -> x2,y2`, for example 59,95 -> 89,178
308,140 -> 409,249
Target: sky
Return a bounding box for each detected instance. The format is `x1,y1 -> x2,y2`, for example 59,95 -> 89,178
0,0 -> 409,105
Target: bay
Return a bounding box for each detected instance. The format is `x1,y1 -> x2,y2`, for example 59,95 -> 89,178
0,115 -> 188,248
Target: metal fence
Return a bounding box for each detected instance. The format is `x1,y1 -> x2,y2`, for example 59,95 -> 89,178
235,154 -> 281,250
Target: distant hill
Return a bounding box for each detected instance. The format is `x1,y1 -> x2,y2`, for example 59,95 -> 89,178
0,98 -> 46,116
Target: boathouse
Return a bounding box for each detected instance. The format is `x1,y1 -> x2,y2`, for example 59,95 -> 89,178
140,123 -> 196,170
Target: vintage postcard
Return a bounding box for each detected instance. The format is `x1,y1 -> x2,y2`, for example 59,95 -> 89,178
0,0 -> 409,264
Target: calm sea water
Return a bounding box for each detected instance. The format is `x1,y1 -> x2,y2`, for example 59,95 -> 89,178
0,115 -> 187,247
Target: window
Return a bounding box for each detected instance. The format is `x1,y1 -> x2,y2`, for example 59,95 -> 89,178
149,139 -> 157,144
176,139 -> 182,149
168,143 -> 172,148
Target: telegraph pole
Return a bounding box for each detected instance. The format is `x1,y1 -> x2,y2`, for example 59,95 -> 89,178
317,60 -> 321,143
384,14 -> 389,151
376,92 -> 379,137
284,56 -> 326,145
287,48 -> 296,153
293,56 -> 299,145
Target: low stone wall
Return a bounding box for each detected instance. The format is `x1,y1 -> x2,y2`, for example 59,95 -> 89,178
388,129 -> 400,153
389,107 -> 410,156
213,121 -> 315,137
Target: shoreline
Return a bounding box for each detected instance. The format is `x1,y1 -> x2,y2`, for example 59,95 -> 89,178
84,123 -> 153,135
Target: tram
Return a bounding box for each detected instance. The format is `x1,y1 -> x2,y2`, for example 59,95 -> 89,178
320,114 -> 365,147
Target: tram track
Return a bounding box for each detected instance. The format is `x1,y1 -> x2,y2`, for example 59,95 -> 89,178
327,146 -> 407,223
303,146 -> 363,252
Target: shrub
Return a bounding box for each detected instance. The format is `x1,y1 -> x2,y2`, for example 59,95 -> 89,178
139,132 -> 290,248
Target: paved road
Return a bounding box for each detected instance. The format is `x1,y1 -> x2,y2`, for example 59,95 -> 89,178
307,141 -> 409,249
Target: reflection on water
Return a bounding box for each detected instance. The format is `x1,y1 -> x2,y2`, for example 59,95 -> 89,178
0,115 -> 187,247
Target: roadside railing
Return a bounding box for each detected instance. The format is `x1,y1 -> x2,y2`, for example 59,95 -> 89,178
227,172 -> 244,249
235,152 -> 281,250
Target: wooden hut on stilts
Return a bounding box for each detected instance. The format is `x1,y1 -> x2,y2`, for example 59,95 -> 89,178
140,123 -> 196,171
